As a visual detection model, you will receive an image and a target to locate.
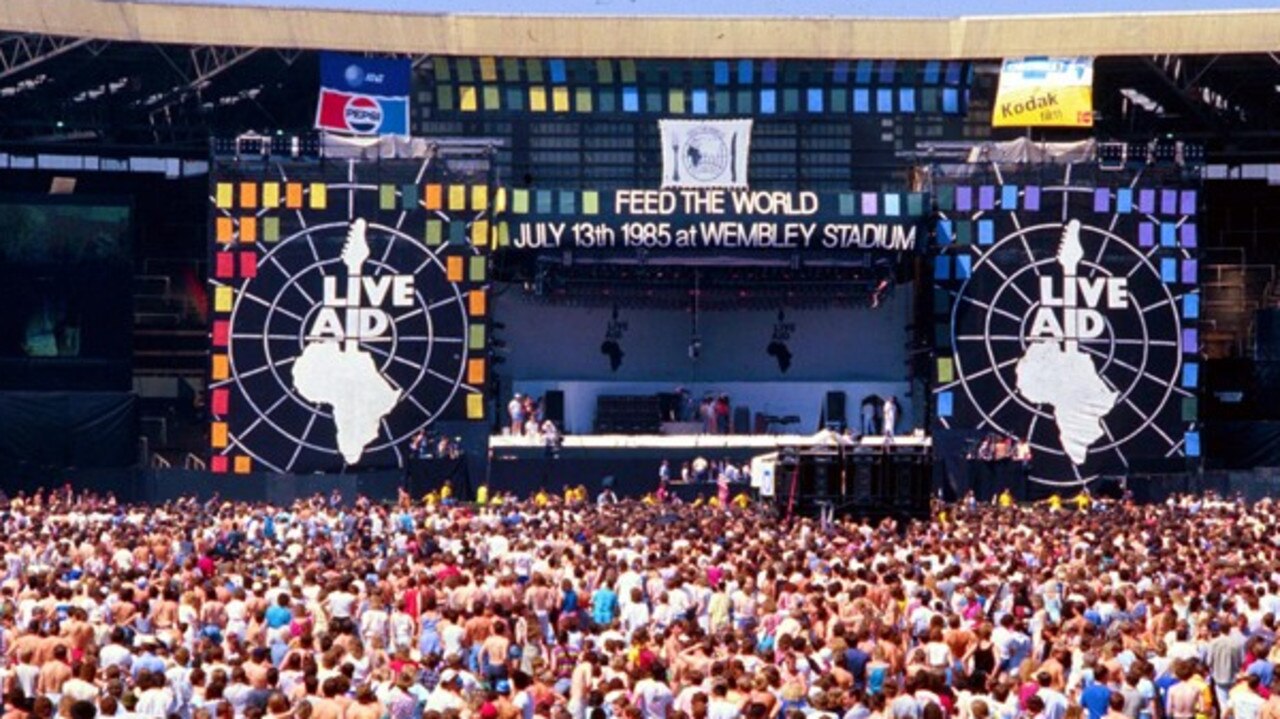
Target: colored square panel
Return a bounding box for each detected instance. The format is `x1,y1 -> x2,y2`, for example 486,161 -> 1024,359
937,357 -> 954,383
760,89 -> 776,114
853,89 -> 870,113
944,61 -> 962,85
455,58 -> 474,83
536,190 -> 553,214
1094,188 -> 1110,213
212,320 -> 229,347
466,393 -> 485,420
239,182 -> 257,209
898,88 -> 916,113
861,193 -> 878,215
1001,184 -> 1018,209
530,87 -> 548,112
876,88 -> 893,113
262,182 -> 280,208
933,255 -> 950,280
1182,398 -> 1198,423
448,185 -> 467,210
1138,189 -> 1155,214
484,86 -> 501,110
210,455 -> 228,474
214,252 -> 234,278
496,223 -> 509,247
479,57 -> 497,81
469,290 -> 487,316
855,59 -> 872,84
736,90 -> 752,113
447,256 -> 464,282
425,220 -> 443,246
622,87 -> 639,112
691,89 -> 709,114
432,57 -> 451,81
1180,190 -> 1197,215
285,182 -> 303,208
941,88 -> 960,113
936,391 -> 953,418
956,255 -> 972,279
215,217 -> 234,243
469,324 -> 486,351
1139,223 -> 1155,247
955,186 -> 973,211
471,185 -> 489,211
424,184 -> 443,210
1185,431 -> 1201,457
1023,186 -> 1041,211
469,256 -> 487,282
923,60 -> 941,84
239,217 -> 257,243
737,59 -> 753,83
401,184 -> 418,210
831,88 -> 847,113
211,388 -> 229,415
597,89 -> 614,112
308,183 -> 326,209
838,193 -> 854,215
467,358 -> 486,385
936,219 -> 953,244
1182,327 -> 1199,352
647,90 -> 664,112
379,184 -> 396,210
1160,257 -> 1177,282
239,253 -> 257,278
448,221 -> 466,245
459,86 -> 477,111
762,60 -> 778,83
575,87 -> 593,112
506,88 -> 525,111
978,186 -> 995,211
878,59 -> 896,84
213,286 -> 233,313
920,88 -> 939,113
435,87 -> 454,111
511,189 -> 529,214
1161,189 -> 1177,214
936,186 -> 955,210
215,183 -> 233,208
596,59 -> 614,83
668,89 -> 685,114
1181,223 -> 1198,248
1160,223 -> 1176,247
619,59 -> 636,83
1182,362 -> 1199,388
549,59 -> 566,83
908,192 -> 924,216
1116,188 -> 1133,213
978,220 -> 994,246
211,355 -> 229,381
502,58 -> 520,81
807,88 -> 823,112
559,191 -> 576,214
471,220 -> 490,247
582,191 -> 599,215
884,194 -> 900,217
552,87 -> 570,112
714,60 -> 730,85
954,221 -> 972,246
1182,260 -> 1198,284
233,456 -> 251,474
1183,293 -> 1200,319
211,422 -> 229,449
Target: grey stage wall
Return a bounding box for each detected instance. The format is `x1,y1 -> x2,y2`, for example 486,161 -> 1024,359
0,392 -> 137,469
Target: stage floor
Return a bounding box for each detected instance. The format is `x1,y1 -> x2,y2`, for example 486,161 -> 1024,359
489,431 -> 931,452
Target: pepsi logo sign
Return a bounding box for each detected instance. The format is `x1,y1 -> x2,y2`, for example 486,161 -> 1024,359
344,96 -> 383,134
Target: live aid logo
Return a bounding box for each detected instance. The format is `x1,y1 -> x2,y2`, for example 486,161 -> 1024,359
1028,274 -> 1130,341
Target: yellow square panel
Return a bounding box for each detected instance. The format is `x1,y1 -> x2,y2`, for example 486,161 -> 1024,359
213,286 -> 234,313
448,185 -> 466,211
470,185 -> 488,210
530,87 -> 547,112
471,220 -> 489,247
262,182 -> 281,208
552,87 -> 570,112
308,183 -> 327,209
459,86 -> 477,111
466,393 -> 484,419
215,183 -> 234,208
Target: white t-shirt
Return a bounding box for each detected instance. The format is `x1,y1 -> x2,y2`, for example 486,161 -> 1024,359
634,679 -> 675,719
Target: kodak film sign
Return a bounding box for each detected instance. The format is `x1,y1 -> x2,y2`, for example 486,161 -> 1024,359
993,56 -> 1094,128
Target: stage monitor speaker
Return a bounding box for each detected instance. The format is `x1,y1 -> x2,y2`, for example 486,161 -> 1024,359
824,391 -> 847,428
544,390 -> 565,426
734,406 -> 750,434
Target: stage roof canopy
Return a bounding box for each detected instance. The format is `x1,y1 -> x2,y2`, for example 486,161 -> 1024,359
3,0 -> 1280,59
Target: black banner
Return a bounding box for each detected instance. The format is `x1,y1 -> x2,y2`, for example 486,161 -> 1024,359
932,171 -> 1199,486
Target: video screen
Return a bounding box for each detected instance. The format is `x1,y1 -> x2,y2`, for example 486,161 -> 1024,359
0,200 -> 133,360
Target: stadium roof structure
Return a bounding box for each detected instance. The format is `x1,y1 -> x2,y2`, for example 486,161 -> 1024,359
4,0 -> 1280,58
0,0 -> 1277,159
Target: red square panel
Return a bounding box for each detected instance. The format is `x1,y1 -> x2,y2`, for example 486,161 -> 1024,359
214,252 -> 235,279
210,455 -> 229,473
210,388 -> 229,416
212,320 -> 229,347
239,252 -> 258,278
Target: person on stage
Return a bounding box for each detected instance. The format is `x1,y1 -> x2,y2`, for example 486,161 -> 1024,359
882,396 -> 898,438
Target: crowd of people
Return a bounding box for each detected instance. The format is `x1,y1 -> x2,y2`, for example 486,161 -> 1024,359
0,486 -> 1278,719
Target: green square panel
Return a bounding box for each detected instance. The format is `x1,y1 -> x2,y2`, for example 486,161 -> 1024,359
526,59 -> 544,83
263,216 -> 280,243
715,91 -> 731,113
433,57 -> 451,81
502,58 -> 521,82
838,193 -> 855,215
736,90 -> 753,113
955,221 -> 972,246
506,88 -> 525,111
469,256 -> 487,282
425,220 -> 443,246
483,86 -> 501,110
455,59 -> 474,83
575,87 -> 593,112
379,184 -> 396,210
469,324 -> 486,351
620,60 -> 636,83
596,59 -> 614,83
783,89 -> 799,112
435,87 -> 454,112
512,189 -> 529,214
907,193 -> 924,217
921,88 -> 940,114
936,185 -> 955,210
830,88 -> 847,113
1182,396 -> 1198,421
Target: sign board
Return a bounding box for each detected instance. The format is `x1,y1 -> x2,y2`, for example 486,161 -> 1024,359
992,56 -> 1093,128
315,52 -> 411,137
